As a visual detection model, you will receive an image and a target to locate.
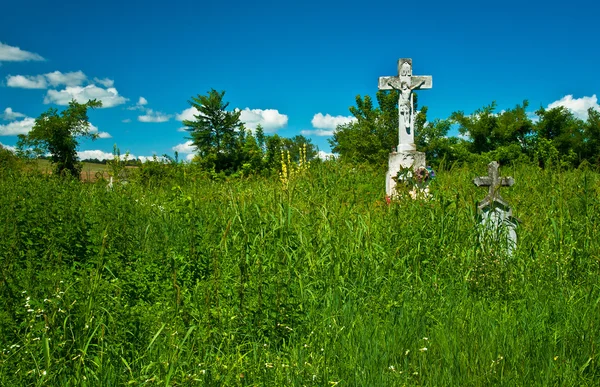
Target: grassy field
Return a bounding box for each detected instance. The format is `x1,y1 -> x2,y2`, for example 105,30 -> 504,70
1,161 -> 599,386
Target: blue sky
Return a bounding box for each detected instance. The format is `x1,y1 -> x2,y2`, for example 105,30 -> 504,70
1,0 -> 599,161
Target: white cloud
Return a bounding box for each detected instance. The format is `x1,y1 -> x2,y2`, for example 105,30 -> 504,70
311,113 -> 356,130
87,123 -> 112,139
239,108 -> 288,132
176,106 -> 288,132
6,74 -> 47,89
78,150 -> 114,161
0,142 -> 17,152
172,140 -> 196,154
176,106 -> 200,122
7,71 -> 88,89
317,150 -> 336,160
138,109 -> 171,123
185,153 -> 195,161
547,94 -> 600,120
301,129 -> 334,137
127,96 -> 149,111
177,126 -> 188,132
0,117 -> 36,136
93,77 -> 114,87
0,42 -> 45,62
44,85 -> 128,108
2,108 -> 26,120
122,119 -> 131,123
77,150 -> 169,163
45,71 -> 87,87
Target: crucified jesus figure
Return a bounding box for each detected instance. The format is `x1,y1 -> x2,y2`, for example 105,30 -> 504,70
387,79 -> 425,134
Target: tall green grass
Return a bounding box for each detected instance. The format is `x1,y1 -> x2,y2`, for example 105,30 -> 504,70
1,161 -> 599,386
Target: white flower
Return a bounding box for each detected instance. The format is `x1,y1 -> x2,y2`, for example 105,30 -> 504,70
419,347 -> 428,352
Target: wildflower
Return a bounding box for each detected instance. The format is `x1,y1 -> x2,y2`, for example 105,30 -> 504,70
405,350 -> 410,356
419,347 -> 427,352
389,365 -> 396,371
265,362 -> 274,368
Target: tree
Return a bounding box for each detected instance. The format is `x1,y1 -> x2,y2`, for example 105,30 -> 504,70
17,99 -> 102,178
583,108 -> 600,165
182,89 -> 244,173
329,90 -> 400,165
533,106 -> 584,167
450,101 -> 534,164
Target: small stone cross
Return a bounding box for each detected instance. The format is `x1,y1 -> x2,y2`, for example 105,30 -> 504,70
473,161 -> 514,211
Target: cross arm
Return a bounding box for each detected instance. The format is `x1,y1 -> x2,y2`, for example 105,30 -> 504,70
411,76 -> 432,89
378,76 -> 400,90
500,177 -> 515,187
473,177 -> 492,187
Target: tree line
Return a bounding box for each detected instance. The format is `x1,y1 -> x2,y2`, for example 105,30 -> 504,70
331,90 -> 600,168
9,88 -> 600,179
13,90 -> 317,179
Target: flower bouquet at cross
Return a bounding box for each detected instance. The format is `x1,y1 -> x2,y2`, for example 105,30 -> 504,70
392,165 -> 436,200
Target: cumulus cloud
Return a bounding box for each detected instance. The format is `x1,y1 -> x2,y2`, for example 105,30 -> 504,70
176,106 -> 199,122
172,140 -> 196,154
93,77 -> 114,87
78,149 -> 114,161
138,109 -> 171,123
87,123 -> 112,139
0,117 -> 36,136
6,74 -> 47,89
7,71 -> 87,89
176,106 -> 288,132
127,97 -> 149,111
301,129 -> 335,137
77,150 -> 164,163
0,42 -> 45,62
311,113 -> 356,130
0,142 -> 17,152
238,108 -> 288,132
547,94 -> 600,120
44,85 -> 128,108
317,150 -> 336,160
2,108 -> 26,120
45,71 -> 87,87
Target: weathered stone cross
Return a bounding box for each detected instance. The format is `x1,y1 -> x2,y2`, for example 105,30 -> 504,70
378,58 -> 432,152
473,161 -> 514,211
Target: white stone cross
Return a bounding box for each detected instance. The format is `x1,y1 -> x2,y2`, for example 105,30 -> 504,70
378,58 -> 432,152
473,161 -> 514,211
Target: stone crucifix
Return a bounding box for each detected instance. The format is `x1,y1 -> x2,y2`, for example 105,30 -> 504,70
473,161 -> 514,212
378,58 -> 432,152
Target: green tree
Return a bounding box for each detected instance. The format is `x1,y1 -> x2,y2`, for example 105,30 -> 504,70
17,99 -> 102,178
182,89 -> 243,173
450,101 -> 533,163
583,108 -> 600,165
534,106 -> 584,167
329,90 -> 400,165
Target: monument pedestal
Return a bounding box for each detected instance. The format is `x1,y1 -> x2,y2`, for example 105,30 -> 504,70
386,150 -> 426,197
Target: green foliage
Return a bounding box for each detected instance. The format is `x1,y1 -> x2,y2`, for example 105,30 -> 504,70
17,99 -> 102,178
1,163 -> 600,385
0,145 -> 20,175
329,91 -> 400,164
182,89 -> 244,173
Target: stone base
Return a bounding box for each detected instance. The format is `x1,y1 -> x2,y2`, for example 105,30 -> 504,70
386,150 -> 426,197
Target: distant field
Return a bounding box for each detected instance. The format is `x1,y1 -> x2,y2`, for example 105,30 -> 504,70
30,159 -> 133,182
